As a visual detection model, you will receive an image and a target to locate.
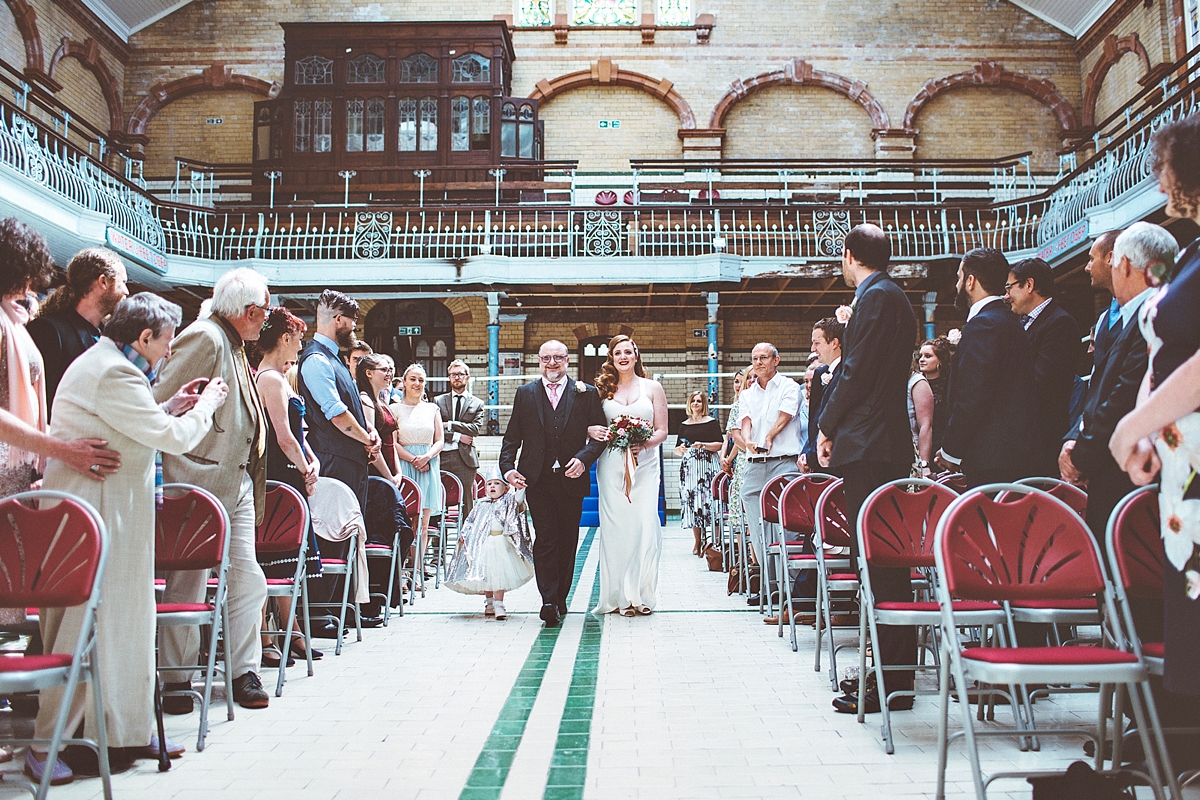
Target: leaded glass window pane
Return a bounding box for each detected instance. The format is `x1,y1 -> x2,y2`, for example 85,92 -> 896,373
518,0 -> 552,25
420,97 -> 438,151
472,96 -> 490,150
348,54 -> 385,84
314,98 -> 332,152
519,103 -> 535,158
573,0 -> 637,25
452,54 -> 490,83
293,99 -> 311,153
657,0 -> 690,25
295,55 -> 333,85
399,53 -> 438,83
366,98 -> 385,151
451,96 -> 469,151
500,102 -> 517,157
346,98 -> 364,152
398,97 -> 417,151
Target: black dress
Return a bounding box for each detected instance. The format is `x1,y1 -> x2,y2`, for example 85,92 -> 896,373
260,394 -> 322,579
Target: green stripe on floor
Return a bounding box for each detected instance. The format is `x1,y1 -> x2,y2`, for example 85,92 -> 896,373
543,564 -> 603,800
458,527 -> 598,800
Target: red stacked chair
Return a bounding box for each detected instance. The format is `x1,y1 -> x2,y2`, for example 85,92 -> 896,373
256,481 -> 313,695
759,471 -> 801,616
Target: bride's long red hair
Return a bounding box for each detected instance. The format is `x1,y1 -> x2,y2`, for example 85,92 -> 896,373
595,334 -> 646,400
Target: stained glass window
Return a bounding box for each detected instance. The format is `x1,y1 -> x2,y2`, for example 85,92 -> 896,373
451,96 -> 469,151
657,0 -> 690,25
573,0 -> 637,25
347,54 -> 385,83
452,54 -> 491,83
420,98 -> 438,151
518,0 -> 552,26
313,98 -> 332,152
293,100 -> 311,152
346,98 -> 364,152
366,98 -> 385,151
399,53 -> 438,83
295,55 -> 333,85
347,98 -> 385,151
1186,0 -> 1199,51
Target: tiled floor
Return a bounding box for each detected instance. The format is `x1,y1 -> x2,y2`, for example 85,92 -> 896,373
0,523 -> 1181,799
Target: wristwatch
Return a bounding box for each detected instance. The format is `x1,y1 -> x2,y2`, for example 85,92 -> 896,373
917,460 -> 929,469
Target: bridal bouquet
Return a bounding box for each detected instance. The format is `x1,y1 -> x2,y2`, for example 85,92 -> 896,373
605,415 -> 654,502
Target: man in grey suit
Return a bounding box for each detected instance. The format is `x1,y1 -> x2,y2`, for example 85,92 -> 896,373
155,268 -> 273,712
436,359 -> 484,518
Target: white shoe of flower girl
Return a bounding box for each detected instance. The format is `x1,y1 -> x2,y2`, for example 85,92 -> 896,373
493,602 -> 507,620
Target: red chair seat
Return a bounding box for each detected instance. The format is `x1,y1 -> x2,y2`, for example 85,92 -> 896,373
265,578 -> 296,585
1011,598 -> 1096,609
1142,642 -> 1164,658
323,558 -> 348,566
787,554 -> 817,561
963,646 -> 1138,666
364,544 -> 391,550
877,600 -> 1000,613
911,572 -> 926,580
157,602 -> 214,614
827,573 -> 859,581
0,653 -> 72,672
153,579 -> 165,586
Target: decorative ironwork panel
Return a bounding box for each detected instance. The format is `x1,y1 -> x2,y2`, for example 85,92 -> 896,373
582,210 -> 623,256
574,0 -> 638,26
657,0 -> 690,25
353,212 -> 392,259
518,0 -> 552,25
295,55 -> 333,85
814,209 -> 850,257
399,53 -> 438,83
348,54 -> 385,84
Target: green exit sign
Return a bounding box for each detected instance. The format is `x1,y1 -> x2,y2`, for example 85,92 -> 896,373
397,326 -> 422,335
598,119 -> 621,129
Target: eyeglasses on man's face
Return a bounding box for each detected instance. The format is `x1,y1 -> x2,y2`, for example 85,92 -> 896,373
1003,281 -> 1022,292
539,354 -> 568,363
448,371 -> 469,378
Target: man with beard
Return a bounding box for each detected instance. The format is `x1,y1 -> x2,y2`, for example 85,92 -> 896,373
297,290 -> 380,635
935,247 -> 1036,486
29,248 -> 129,417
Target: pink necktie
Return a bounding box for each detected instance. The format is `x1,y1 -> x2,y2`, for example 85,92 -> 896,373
547,381 -> 561,409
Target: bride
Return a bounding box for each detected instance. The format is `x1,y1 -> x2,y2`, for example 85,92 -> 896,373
588,335 -> 669,616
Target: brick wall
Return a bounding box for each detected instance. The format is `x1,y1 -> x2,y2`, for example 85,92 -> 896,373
142,89 -> 255,176
914,87 -> 1064,170
722,85 -> 876,160
1094,50 -> 1148,124
541,84 -> 682,171
52,56 -> 112,133
0,9 -> 23,69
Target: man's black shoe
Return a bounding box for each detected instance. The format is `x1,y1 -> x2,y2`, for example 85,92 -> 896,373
232,671 -> 269,709
161,681 -> 193,715
59,745 -> 134,777
540,603 -> 560,627
832,688 -> 914,715
745,595 -> 761,606
359,616 -> 384,628
840,672 -> 876,696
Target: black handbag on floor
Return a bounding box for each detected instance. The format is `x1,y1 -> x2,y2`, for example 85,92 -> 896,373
1027,761 -> 1135,799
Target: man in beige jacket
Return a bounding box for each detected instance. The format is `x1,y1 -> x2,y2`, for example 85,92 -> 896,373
155,268 -> 273,711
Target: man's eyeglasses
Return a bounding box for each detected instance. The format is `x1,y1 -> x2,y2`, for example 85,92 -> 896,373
539,355 -> 568,363
246,301 -> 270,313
448,372 -> 469,378
1003,281 -> 1022,292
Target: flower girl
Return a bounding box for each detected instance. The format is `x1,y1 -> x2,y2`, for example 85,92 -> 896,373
444,468 -> 534,619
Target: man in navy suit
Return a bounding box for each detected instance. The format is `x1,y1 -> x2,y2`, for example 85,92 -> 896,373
1004,258 -> 1082,477
801,316 -> 843,473
936,248 -> 1036,486
816,224 -> 919,714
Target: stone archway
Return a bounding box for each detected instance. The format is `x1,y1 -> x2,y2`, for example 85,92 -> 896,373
529,58 -> 696,129
1,0 -> 43,75
126,64 -> 281,144
1082,33 -> 1151,128
902,60 -> 1078,133
709,59 -> 890,132
49,37 -> 123,134
364,300 -> 456,384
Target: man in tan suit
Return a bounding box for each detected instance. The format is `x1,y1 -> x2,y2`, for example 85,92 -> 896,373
155,268 -> 273,711
435,359 -> 484,518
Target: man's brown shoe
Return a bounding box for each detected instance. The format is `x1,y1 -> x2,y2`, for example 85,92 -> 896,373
764,609 -> 790,625
232,671 -> 269,709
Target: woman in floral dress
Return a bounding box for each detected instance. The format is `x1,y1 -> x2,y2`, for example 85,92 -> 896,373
675,391 -> 723,556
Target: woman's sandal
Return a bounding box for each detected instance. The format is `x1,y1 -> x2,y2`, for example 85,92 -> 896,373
260,646 -> 295,669
289,637 -> 323,661
636,606 -> 653,616
619,607 -> 637,617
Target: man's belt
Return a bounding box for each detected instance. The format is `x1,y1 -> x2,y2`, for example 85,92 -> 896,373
747,453 -> 797,463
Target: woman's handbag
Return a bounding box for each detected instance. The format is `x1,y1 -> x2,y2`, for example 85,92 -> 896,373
703,544 -> 723,572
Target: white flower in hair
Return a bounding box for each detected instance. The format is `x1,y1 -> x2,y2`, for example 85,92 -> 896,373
947,328 -> 962,345
835,305 -> 853,324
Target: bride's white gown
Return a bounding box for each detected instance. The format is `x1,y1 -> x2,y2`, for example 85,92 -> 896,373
593,378 -> 663,614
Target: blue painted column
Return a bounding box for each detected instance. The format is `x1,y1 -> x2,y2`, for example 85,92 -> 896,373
487,292 -> 501,435
923,291 -> 937,341
705,292 -> 720,402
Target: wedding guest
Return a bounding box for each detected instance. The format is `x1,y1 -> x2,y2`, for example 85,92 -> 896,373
907,351 -> 935,478
436,360 -> 484,519
27,294 -> 227,783
28,248 -> 128,415
254,307 -> 323,665
356,354 -> 401,486
916,338 -> 952,458
802,317 -> 843,473
347,340 -> 373,377
156,268 -> 273,712
392,363 -> 445,573
675,390 -> 723,557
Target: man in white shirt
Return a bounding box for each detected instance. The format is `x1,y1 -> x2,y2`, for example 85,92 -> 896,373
738,342 -> 803,612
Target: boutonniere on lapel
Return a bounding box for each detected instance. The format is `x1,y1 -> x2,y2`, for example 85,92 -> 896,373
947,328 -> 962,346
835,304 -> 853,324
821,370 -> 833,386
575,381 -> 589,394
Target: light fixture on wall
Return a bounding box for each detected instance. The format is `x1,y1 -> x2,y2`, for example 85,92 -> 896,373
448,49 -> 457,55
345,47 -> 352,53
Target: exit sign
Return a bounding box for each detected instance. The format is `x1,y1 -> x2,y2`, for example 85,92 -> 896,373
397,326 -> 422,335
597,119 -> 621,129
693,329 -> 705,338
205,118 -> 223,125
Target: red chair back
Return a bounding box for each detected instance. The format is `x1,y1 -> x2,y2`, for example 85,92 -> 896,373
0,492 -> 104,607
862,481 -> 958,568
397,476 -> 424,521
937,487 -> 1105,602
255,481 -> 308,555
473,473 -> 487,500
1111,487 -> 1163,599
441,472 -> 463,508
717,472 -> 729,504
814,479 -> 852,549
779,474 -> 837,535
155,484 -> 228,571
761,472 -> 800,525
1010,477 -> 1088,517
935,473 -> 967,494
711,472 -> 723,501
